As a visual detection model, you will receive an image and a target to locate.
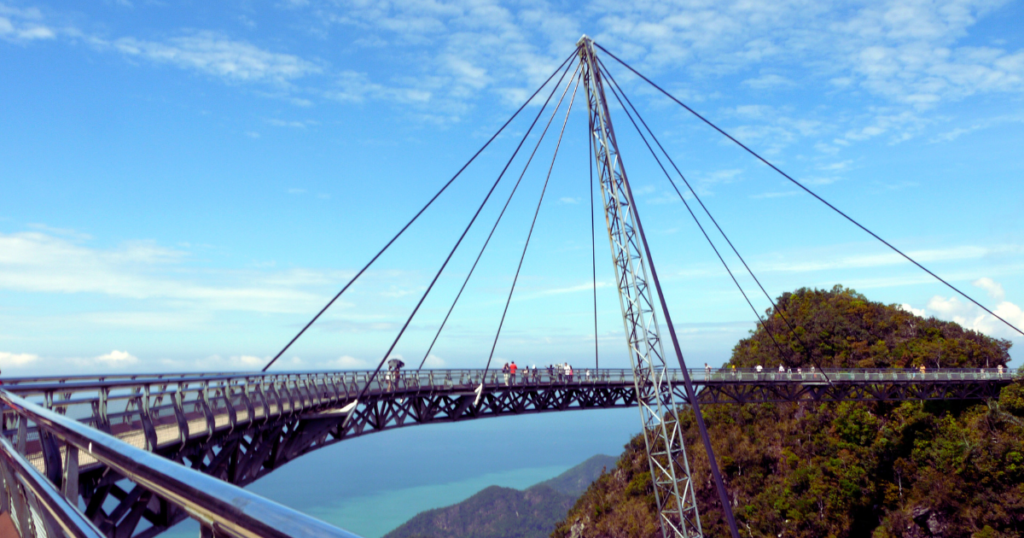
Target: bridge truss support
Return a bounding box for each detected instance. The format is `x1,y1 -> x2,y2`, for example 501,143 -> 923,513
579,37 -> 705,538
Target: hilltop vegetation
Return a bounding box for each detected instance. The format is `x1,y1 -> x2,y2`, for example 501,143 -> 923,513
554,286 -> 1023,538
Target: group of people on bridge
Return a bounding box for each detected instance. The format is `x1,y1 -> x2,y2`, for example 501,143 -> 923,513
500,362 -> 590,385
702,362 -> 1008,382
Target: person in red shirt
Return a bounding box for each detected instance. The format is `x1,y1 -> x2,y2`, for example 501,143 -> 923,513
510,362 -> 518,385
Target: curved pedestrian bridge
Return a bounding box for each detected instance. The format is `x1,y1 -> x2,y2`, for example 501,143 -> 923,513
0,367 -> 1015,538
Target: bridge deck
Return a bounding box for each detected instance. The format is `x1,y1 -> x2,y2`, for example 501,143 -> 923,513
0,367 -> 1014,538
5,367 -> 1014,476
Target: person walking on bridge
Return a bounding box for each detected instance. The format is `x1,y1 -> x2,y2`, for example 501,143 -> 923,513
502,363 -> 510,386
705,363 -> 711,381
565,363 -> 573,383
778,364 -> 785,381
387,358 -> 405,391
510,361 -> 518,385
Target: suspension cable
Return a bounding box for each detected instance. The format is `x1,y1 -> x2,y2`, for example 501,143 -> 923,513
261,50 -> 579,372
594,42 -> 1024,339
589,113 -> 600,371
598,63 -> 792,364
416,57 -> 581,371
598,59 -> 830,383
349,57 -> 581,401
483,70 -> 583,377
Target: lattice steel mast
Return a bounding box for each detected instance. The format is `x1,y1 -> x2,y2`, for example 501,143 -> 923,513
578,36 -> 703,538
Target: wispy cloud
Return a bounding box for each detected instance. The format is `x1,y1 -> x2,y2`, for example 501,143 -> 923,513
0,3 -> 55,42
749,191 -> 798,199
324,70 -> 432,105
753,244 -> 1023,274
742,73 -> 794,89
95,31 -> 321,84
0,230 -> 334,313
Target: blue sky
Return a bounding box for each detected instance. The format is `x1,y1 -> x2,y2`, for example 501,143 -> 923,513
1,0 -> 1023,374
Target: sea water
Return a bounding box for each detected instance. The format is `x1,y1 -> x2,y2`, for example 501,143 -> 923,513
161,408 -> 639,538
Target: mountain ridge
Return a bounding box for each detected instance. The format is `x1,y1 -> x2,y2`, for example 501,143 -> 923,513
383,454 -> 616,538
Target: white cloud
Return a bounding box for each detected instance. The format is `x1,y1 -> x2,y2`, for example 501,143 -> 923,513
910,278 -> 1024,339
330,355 -> 368,369
423,354 -> 445,367
325,70 -> 432,105
754,244 -> 1022,274
0,4 -> 55,42
5,0 -> 1021,135
899,303 -> 927,317
974,277 -> 1005,301
101,31 -> 320,84
749,191 -> 798,199
0,230 -> 335,313
234,355 -> 266,367
742,73 -> 794,89
0,351 -> 39,367
95,349 -> 138,364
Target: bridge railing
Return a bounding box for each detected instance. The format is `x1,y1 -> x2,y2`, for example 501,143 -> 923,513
0,367 -> 1014,469
0,389 -> 361,538
0,432 -> 104,538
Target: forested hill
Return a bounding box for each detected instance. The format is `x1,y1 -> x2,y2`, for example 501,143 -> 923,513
554,286 -> 1023,538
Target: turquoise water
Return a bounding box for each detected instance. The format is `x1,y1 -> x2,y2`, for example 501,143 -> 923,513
159,409 -> 638,538
306,465 -> 572,537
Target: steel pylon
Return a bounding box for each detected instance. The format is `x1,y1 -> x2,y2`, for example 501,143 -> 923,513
578,36 -> 703,538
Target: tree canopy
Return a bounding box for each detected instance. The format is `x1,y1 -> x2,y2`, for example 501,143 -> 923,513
555,286 -> 1022,538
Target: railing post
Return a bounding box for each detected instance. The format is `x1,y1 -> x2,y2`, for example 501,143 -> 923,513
240,380 -> 255,425
140,384 -> 158,451
254,383 -> 270,423
92,387 -> 111,434
200,381 -> 215,439
62,442 -> 79,504
40,430 -> 63,488
15,416 -> 26,455
268,382 -> 283,417
172,383 -> 190,446
224,384 -> 238,433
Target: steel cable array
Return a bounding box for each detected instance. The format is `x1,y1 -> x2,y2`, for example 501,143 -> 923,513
353,58 -> 581,405
482,66 -> 584,378
261,49 -> 578,372
596,58 -> 832,385
594,42 -> 1024,340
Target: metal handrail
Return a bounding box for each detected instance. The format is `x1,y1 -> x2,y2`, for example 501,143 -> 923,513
0,367 -> 1016,396
0,436 -> 104,538
0,389 -> 361,538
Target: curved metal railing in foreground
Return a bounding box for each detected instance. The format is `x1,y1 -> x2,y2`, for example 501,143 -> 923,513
0,389 -> 361,538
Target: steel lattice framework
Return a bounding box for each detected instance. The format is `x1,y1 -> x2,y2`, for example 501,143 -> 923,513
579,37 -> 703,538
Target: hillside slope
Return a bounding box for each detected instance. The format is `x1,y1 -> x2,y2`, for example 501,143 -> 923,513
385,455 -> 616,538
554,286 -> 1023,538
